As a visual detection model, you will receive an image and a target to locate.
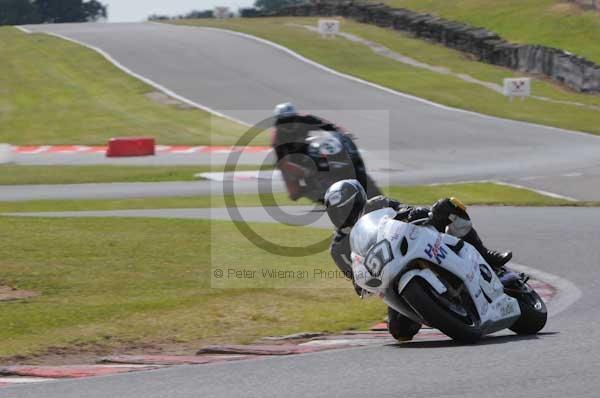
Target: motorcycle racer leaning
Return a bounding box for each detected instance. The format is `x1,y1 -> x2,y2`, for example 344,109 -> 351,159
325,179 -> 513,294
272,102 -> 384,202
272,102 -> 344,200
324,179 -> 513,341
272,102 -> 342,159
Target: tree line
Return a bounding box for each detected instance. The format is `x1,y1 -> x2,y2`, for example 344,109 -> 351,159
0,0 -> 107,26
254,0 -> 302,13
148,0 -> 304,21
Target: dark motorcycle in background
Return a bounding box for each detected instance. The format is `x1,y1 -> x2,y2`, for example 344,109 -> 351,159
272,128 -> 382,203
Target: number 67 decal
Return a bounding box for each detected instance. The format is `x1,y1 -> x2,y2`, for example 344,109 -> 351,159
365,240 -> 394,277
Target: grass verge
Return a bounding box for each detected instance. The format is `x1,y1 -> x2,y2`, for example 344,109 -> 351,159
384,183 -> 575,206
0,183 -> 583,214
0,27 -> 253,146
0,165 -> 270,185
383,0 -> 600,65
0,217 -> 382,360
172,17 -> 600,135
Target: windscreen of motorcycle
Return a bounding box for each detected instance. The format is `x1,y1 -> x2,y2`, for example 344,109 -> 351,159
350,208 -> 397,257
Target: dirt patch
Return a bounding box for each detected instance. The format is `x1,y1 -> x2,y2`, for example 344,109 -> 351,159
144,91 -> 195,109
0,339 -> 202,366
0,286 -> 38,302
551,2 -> 597,14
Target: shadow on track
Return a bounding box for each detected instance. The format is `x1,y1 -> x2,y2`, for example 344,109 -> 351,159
388,331 -> 559,349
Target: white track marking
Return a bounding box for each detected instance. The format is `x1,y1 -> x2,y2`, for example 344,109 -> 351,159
198,170 -> 282,181
28,28 -> 249,127
0,377 -> 53,383
509,262 -> 582,317
15,26 -> 31,34
427,179 -> 579,202
491,181 -> 579,202
23,145 -> 50,154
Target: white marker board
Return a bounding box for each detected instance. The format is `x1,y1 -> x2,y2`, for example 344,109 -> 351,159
503,78 -> 531,99
318,19 -> 340,37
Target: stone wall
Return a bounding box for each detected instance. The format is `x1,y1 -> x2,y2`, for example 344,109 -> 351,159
274,1 -> 600,93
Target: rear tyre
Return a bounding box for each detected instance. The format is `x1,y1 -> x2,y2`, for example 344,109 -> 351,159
403,278 -> 482,343
387,307 -> 421,342
508,289 -> 547,335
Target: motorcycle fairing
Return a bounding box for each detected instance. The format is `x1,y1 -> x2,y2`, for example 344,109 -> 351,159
350,209 -> 521,334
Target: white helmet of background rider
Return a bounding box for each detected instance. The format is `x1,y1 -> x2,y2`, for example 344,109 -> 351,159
273,102 -> 297,120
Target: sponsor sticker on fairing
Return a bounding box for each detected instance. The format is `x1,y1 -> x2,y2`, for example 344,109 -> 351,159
466,270 -> 475,282
497,299 -> 517,317
389,223 -> 404,242
481,301 -> 489,315
424,235 -> 448,264
408,225 -> 419,240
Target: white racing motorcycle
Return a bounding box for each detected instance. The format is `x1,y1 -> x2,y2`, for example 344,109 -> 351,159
350,208 -> 547,343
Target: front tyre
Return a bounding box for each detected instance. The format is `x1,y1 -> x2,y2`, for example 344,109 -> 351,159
388,307 -> 421,342
403,278 -> 482,343
508,289 -> 547,335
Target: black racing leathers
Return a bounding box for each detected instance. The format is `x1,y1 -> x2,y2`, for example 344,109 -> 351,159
273,114 -> 341,200
273,114 -> 339,162
273,113 -> 383,200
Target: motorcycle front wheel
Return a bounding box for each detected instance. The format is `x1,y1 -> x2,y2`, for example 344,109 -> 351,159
403,278 -> 482,343
506,287 -> 548,335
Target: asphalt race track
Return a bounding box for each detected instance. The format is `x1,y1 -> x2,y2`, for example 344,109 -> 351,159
4,21 -> 600,397
2,206 -> 598,398
0,180 -> 284,201
19,22 -> 600,201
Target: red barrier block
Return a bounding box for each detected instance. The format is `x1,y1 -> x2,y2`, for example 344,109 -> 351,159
106,137 -> 155,157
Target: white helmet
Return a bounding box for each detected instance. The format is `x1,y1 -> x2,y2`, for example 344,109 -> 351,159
273,102 -> 297,119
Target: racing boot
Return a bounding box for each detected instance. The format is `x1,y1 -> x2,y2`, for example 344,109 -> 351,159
463,228 -> 512,272
387,307 -> 421,342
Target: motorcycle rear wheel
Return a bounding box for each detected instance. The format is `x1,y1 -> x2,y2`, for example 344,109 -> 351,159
403,278 -> 482,343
